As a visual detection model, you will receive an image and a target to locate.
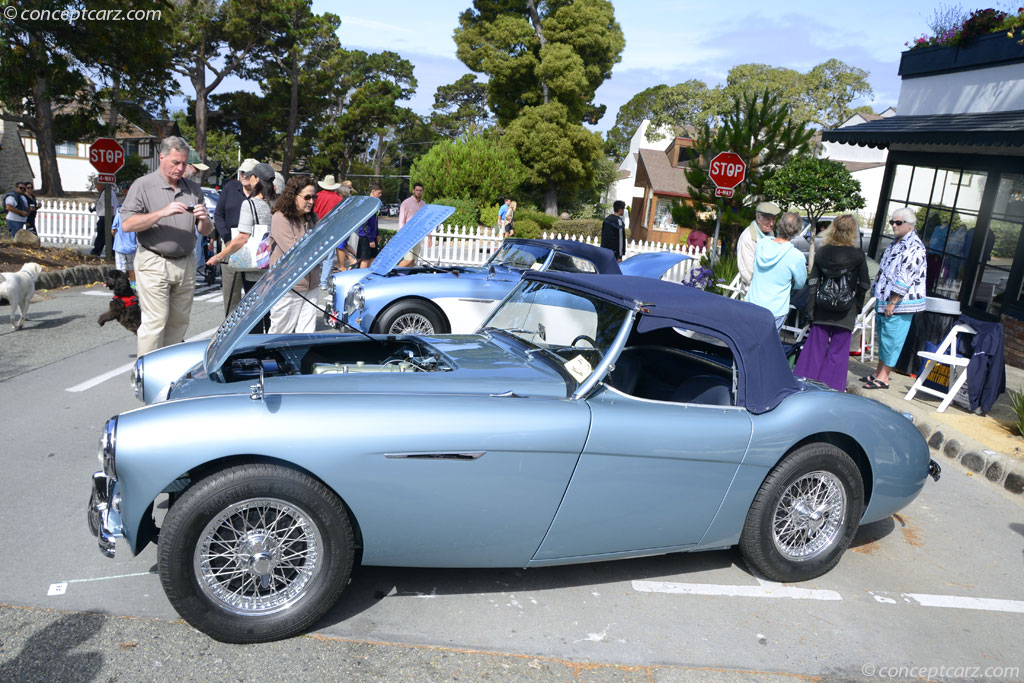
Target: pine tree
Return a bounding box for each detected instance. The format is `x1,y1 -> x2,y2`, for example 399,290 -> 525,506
674,90 -> 813,252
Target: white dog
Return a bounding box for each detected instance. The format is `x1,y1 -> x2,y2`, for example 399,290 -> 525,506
0,262 -> 42,329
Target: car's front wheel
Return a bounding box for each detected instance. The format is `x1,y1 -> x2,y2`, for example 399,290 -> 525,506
158,464 -> 354,643
739,443 -> 864,582
375,300 -> 448,335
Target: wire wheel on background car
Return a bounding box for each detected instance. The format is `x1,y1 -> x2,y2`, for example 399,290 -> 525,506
739,443 -> 864,582
375,300 -> 448,335
158,464 -> 354,643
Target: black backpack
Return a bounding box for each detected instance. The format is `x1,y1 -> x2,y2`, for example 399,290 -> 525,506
815,264 -> 857,313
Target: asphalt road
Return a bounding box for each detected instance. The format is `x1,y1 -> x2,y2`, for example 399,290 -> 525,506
1,283 -> 1022,682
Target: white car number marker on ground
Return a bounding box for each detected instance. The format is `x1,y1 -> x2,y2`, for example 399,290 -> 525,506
65,326 -> 217,392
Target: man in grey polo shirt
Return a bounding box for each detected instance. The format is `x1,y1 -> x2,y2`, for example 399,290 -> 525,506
121,136 -> 213,356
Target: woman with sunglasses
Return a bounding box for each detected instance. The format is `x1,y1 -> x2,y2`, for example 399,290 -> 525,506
267,175 -> 319,333
861,208 -> 927,389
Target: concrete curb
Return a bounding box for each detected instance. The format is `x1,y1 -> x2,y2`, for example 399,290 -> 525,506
37,264 -> 114,291
848,383 -> 1024,499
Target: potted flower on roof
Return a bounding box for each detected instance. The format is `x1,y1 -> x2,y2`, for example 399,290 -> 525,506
900,7 -> 1024,78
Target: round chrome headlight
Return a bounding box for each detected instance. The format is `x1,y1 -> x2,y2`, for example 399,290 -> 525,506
130,358 -> 144,401
97,417 -> 117,477
345,284 -> 365,315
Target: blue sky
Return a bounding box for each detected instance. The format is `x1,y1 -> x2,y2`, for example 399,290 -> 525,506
313,0 -> 944,131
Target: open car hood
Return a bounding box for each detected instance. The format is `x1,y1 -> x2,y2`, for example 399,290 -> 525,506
619,251 -> 692,279
204,196 -> 381,375
369,204 -> 456,275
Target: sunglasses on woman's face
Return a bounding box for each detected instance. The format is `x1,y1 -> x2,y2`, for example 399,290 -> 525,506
889,219 -> 907,226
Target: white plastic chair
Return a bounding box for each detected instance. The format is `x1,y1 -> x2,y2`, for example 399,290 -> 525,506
903,323 -> 977,412
851,297 -> 876,363
719,273 -> 746,300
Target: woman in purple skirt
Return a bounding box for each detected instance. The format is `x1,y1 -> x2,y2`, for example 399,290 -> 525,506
793,215 -> 871,391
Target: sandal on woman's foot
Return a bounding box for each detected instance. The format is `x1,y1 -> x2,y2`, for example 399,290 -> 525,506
859,373 -> 876,383
862,378 -> 889,390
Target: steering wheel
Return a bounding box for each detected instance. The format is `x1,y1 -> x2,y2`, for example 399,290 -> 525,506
570,334 -> 597,348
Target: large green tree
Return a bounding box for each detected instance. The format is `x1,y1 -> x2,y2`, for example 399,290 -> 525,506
431,74 -> 492,139
306,49 -> 417,179
723,60 -> 873,129
1,18 -> 88,195
454,0 -> 624,214
410,135 -> 528,207
604,81 -> 724,161
168,0 -> 286,161
265,2 -> 341,174
675,90 -> 814,251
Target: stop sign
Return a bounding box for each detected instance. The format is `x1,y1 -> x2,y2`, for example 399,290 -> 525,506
708,151 -> 746,197
89,138 -> 126,175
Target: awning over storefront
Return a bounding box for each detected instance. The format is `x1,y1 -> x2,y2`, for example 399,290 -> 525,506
822,109 -> 1024,150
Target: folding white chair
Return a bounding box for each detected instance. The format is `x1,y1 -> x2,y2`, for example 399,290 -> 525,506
903,323 -> 977,412
851,297 -> 876,363
719,273 -> 746,300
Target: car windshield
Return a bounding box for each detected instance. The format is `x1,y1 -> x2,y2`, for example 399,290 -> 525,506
486,242 -> 552,269
482,280 -> 630,383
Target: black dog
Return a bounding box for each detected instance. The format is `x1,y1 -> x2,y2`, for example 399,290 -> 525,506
97,270 -> 141,334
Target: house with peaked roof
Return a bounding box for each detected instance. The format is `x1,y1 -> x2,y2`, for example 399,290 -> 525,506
19,100 -> 178,193
632,136 -> 698,245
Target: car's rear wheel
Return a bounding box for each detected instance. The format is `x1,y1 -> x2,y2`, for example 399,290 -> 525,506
375,300 -> 448,335
739,443 -> 863,582
158,464 -> 354,643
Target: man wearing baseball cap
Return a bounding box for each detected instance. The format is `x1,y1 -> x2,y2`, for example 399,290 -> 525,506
214,158 -> 259,314
737,201 -> 781,289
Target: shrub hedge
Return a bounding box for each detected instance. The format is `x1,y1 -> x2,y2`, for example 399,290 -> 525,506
433,197 -> 480,228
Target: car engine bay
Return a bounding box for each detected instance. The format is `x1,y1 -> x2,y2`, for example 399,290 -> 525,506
222,338 -> 453,382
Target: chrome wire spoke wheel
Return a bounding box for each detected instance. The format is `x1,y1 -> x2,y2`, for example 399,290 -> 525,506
390,312 -> 435,334
771,470 -> 847,561
195,497 -> 323,616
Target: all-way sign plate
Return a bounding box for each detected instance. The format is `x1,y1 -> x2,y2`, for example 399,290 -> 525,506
715,187 -> 734,198
97,173 -> 117,184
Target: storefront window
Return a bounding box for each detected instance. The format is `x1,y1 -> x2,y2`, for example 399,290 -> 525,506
880,164 -> 989,304
986,173 -> 1024,315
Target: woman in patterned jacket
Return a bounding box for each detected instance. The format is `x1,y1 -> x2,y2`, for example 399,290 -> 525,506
861,207 -> 927,389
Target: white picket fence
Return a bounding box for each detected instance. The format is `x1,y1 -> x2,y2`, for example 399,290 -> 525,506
34,199 -> 96,247
420,224 -> 705,283
31,202 -> 706,282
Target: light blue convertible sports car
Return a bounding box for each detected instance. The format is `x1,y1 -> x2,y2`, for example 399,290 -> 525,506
325,204 -> 691,335
87,196 -> 938,644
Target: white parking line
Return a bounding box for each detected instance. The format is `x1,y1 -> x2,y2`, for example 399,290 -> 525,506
65,326 -> 218,392
903,593 -> 1024,614
632,580 -> 842,601
635,581 -> 1024,615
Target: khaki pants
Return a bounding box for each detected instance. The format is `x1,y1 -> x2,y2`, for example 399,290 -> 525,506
221,261 -> 245,316
135,245 -> 196,356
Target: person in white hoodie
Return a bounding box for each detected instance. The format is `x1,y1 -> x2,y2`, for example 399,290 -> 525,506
736,201 -> 780,288
746,211 -> 807,331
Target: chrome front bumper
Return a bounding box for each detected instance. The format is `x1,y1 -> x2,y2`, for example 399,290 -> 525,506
87,471 -> 124,558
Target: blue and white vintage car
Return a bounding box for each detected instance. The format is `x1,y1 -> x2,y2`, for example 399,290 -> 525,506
88,196 -> 938,644
325,205 -> 690,335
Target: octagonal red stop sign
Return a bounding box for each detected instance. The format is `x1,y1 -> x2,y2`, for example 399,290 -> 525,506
89,138 -> 126,175
708,151 -> 746,195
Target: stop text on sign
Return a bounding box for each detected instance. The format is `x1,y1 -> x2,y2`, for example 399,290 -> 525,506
710,160 -> 744,180
90,148 -> 124,164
